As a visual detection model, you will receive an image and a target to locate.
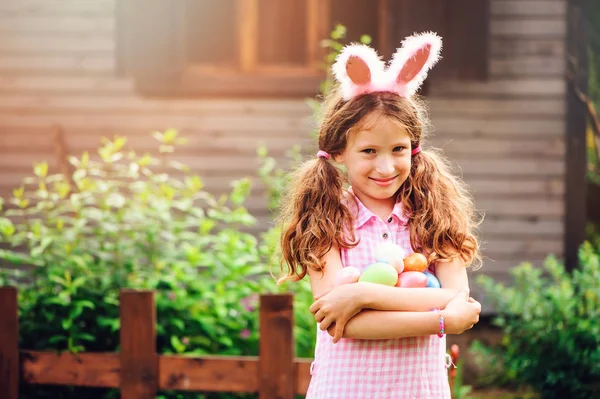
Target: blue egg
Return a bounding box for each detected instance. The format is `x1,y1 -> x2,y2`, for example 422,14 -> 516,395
424,271 -> 441,288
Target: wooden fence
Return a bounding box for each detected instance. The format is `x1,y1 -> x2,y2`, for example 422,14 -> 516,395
0,287 -> 312,399
0,286 -> 459,399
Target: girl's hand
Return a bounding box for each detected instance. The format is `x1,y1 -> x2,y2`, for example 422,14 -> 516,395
441,289 -> 481,334
309,283 -> 366,343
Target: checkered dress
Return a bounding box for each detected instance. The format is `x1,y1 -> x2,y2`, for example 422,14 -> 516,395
306,191 -> 451,399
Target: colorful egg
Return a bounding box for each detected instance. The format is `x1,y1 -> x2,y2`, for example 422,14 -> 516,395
375,243 -> 406,273
424,271 -> 441,288
395,271 -> 428,288
403,253 -> 428,272
334,266 -> 362,286
358,262 -> 398,286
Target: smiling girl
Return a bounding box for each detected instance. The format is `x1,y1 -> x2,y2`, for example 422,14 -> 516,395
277,32 -> 482,398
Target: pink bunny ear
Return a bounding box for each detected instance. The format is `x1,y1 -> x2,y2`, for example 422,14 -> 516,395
332,44 -> 386,101
387,32 -> 442,97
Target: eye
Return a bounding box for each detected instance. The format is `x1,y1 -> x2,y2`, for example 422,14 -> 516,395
393,146 -> 405,152
361,148 -> 376,154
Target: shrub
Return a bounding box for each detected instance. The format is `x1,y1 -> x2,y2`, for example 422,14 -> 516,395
0,132 -> 314,399
473,242 -> 600,399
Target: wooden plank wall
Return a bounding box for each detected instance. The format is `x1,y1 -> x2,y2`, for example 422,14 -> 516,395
428,0 -> 566,284
0,0 -> 314,229
0,0 -> 566,288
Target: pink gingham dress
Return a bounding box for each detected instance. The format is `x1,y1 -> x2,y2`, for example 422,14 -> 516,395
306,189 -> 451,399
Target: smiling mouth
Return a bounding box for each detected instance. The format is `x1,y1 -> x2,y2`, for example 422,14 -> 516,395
370,175 -> 398,183
369,176 -> 398,187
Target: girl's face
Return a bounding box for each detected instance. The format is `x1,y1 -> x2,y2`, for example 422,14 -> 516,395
335,113 -> 412,214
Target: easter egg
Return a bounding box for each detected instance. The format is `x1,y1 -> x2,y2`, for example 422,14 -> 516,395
424,271 -> 441,288
358,262 -> 398,286
334,266 -> 361,286
403,253 -> 428,272
375,243 -> 405,273
395,271 -> 428,288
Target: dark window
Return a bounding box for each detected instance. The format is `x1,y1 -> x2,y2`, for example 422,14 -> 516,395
117,0 -> 489,97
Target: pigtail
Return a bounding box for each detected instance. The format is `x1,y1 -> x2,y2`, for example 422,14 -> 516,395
277,157 -> 356,284
400,149 -> 482,268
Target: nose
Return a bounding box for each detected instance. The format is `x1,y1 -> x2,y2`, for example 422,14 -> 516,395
375,155 -> 395,176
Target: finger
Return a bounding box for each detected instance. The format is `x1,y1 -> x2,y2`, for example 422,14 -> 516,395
309,301 -> 319,314
333,321 -> 345,343
320,317 -> 333,332
328,323 -> 336,338
467,303 -> 481,317
314,310 -> 326,323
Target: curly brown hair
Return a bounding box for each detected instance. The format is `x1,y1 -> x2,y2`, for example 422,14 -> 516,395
277,90 -> 481,284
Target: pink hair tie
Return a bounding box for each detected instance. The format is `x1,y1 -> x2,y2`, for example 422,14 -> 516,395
411,146 -> 422,156
317,150 -> 331,160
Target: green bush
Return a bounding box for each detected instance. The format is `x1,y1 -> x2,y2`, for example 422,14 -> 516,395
0,132 -> 314,399
472,242 -> 600,399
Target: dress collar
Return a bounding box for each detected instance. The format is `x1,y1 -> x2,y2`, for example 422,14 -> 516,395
344,187 -> 409,229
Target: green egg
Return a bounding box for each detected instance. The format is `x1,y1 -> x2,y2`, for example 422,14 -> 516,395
358,262 -> 398,286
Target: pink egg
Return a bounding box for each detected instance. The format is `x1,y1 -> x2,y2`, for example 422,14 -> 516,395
395,271 -> 428,288
334,266 -> 361,285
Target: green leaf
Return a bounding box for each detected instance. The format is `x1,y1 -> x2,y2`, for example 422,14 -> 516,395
77,333 -> 96,342
0,218 -> 15,237
48,335 -> 67,345
72,169 -> 86,182
61,318 -> 73,330
170,318 -> 185,331
359,34 -> 372,45
43,297 -> 67,306
97,316 -> 120,332
113,135 -> 127,151
163,128 -> 178,144
170,335 -> 186,353
13,186 -> 24,199
230,178 -> 251,206
218,335 -> 233,347
106,193 -> 126,209
34,162 -> 49,178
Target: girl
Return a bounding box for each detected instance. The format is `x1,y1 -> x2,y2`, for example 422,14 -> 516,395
278,32 -> 482,398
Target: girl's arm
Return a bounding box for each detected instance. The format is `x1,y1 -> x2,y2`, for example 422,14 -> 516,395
337,309 -> 442,340
334,288 -> 479,340
309,251 -> 469,330
321,283 -> 461,312
308,244 -> 477,342
433,256 -> 470,290
312,255 -> 470,314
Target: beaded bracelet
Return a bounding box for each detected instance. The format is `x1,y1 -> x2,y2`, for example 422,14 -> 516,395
431,308 -> 445,338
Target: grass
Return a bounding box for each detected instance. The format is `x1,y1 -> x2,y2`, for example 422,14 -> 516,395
467,389 -> 539,399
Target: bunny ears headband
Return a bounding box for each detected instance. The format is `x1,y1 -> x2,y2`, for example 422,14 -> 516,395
332,32 -> 442,101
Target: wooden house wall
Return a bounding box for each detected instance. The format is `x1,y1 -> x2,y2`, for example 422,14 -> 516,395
0,0 -> 566,287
